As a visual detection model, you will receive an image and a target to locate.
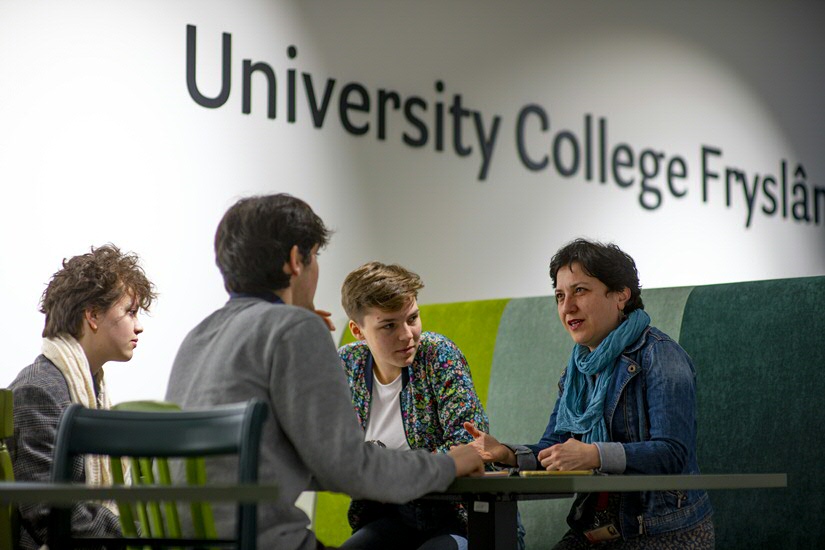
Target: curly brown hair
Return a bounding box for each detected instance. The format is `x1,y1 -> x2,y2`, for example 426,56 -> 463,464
40,244 -> 157,338
341,261 -> 424,323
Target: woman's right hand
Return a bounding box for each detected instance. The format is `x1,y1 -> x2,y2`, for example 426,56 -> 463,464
463,422 -> 517,466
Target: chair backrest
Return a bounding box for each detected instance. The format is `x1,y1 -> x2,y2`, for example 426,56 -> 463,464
0,389 -> 18,550
49,399 -> 267,550
109,400 -> 218,542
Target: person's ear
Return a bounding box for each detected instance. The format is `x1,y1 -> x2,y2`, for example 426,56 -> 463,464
283,245 -> 303,277
349,319 -> 365,340
616,287 -> 631,312
84,309 -> 99,333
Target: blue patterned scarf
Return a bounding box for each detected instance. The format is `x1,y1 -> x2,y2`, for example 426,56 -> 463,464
554,309 -> 650,443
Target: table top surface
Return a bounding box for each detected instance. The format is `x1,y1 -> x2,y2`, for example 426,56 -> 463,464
0,473 -> 786,505
443,472 -> 787,495
0,482 -> 280,504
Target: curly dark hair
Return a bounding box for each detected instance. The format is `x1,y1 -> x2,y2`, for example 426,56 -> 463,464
214,194 -> 332,294
549,238 -> 644,314
41,244 -> 157,338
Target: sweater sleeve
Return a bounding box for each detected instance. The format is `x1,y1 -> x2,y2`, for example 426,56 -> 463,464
269,316 -> 455,502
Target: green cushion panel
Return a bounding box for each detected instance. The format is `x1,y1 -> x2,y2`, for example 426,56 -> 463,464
314,298 -> 509,546
413,298 -> 509,406
639,286 -> 694,342
1,389 -> 15,550
486,295 -> 573,547
487,296 -> 570,442
680,276 -> 825,549
0,389 -> 12,439
312,492 -> 352,547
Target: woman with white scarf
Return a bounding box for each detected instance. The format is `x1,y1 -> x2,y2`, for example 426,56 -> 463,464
8,244 -> 156,550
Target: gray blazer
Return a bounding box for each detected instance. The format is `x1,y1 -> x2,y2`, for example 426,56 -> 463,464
9,355 -> 121,549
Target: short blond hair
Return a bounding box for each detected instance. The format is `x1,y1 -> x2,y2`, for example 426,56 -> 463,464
341,262 -> 424,323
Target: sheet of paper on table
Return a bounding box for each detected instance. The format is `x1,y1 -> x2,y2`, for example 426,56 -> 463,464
519,470 -> 594,476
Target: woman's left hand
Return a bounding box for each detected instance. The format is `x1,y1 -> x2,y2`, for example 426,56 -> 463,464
537,438 -> 600,471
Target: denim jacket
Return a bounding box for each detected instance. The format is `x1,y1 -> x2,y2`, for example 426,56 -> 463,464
513,326 -> 713,538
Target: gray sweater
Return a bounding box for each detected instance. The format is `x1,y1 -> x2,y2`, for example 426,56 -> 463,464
165,296 -> 454,550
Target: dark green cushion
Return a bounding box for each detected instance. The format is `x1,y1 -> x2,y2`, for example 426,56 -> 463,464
681,276 -> 825,549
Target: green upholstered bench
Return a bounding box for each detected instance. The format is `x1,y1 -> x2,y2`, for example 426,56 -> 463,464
312,276 -> 824,549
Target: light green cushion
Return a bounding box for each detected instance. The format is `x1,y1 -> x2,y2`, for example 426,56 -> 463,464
1,389 -> 16,550
640,285 -> 694,341
0,390 -> 12,440
313,298 -> 509,546
413,298 -> 509,406
312,492 -> 351,547
486,296 -> 574,547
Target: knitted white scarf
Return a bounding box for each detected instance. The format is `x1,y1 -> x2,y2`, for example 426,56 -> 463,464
41,334 -> 118,516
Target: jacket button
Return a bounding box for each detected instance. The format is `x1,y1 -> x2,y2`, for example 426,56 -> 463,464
627,365 -> 637,373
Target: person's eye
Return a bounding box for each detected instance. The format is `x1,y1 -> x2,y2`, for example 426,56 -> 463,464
408,314 -> 419,324
382,323 -> 394,330
555,294 -> 564,303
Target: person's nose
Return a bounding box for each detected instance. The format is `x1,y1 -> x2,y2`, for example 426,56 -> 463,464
400,323 -> 413,341
134,317 -> 144,334
560,296 -> 577,315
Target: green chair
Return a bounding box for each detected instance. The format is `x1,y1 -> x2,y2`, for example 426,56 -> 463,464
1,389 -> 18,550
48,399 -> 268,549
111,400 -> 218,544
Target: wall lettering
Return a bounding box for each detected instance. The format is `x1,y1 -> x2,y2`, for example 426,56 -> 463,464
185,24 -> 824,229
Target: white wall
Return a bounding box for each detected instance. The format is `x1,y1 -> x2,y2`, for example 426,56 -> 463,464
0,1 -> 375,397
2,0 -> 824,401
293,1 -> 825,303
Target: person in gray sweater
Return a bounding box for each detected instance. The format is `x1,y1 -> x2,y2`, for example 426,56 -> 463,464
165,194 -> 483,550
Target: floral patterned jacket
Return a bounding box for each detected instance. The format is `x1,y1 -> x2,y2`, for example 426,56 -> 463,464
339,331 -> 489,530
340,331 -> 489,452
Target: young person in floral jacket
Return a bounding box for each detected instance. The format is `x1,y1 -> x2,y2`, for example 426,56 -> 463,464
338,262 -> 489,550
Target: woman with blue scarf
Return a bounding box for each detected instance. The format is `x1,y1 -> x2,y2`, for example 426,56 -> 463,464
465,239 -> 715,548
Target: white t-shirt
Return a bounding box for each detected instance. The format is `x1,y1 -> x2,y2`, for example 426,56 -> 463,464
363,373 -> 410,450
